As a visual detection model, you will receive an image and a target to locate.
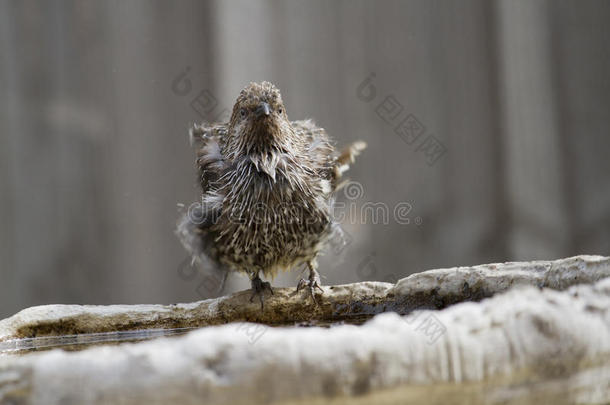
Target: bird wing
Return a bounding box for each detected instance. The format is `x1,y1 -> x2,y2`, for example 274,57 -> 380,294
332,140 -> 367,187
291,119 -> 366,192
190,122 -> 229,191
292,119 -> 366,257
175,123 -> 230,292
175,201 -> 228,292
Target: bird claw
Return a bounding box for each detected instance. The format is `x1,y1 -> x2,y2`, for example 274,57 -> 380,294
297,273 -> 324,305
250,276 -> 273,311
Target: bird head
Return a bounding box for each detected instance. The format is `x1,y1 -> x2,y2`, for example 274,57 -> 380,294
226,82 -> 296,158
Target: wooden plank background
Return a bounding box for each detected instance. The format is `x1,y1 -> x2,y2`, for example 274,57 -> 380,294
1,0 -> 609,318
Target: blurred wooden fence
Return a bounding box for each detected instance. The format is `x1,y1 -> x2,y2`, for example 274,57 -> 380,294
1,0 -> 609,318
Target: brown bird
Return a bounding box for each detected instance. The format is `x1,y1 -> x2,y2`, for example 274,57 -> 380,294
177,81 -> 365,308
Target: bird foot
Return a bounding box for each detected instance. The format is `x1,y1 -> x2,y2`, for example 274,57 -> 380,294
297,271 -> 324,305
250,275 -> 273,310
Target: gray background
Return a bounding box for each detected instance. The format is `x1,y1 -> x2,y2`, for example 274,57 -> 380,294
1,0 -> 609,319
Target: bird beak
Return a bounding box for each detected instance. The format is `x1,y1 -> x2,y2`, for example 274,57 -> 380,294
256,102 -> 271,117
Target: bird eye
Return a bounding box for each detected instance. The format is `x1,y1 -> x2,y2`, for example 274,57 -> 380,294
240,108 -> 247,118
278,107 -> 283,114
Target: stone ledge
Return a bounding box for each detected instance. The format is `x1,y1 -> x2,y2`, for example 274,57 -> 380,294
0,255 -> 608,342
0,261 -> 608,404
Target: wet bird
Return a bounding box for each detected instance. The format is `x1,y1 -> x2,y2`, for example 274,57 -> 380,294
177,81 -> 365,309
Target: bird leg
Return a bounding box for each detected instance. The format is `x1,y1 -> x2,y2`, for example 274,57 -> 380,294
297,260 -> 324,304
249,272 -> 273,310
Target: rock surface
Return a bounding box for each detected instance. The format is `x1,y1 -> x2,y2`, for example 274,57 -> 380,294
1,255 -> 608,341
0,255 -> 609,404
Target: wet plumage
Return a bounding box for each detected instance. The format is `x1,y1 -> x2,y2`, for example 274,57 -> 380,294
177,82 -> 365,307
